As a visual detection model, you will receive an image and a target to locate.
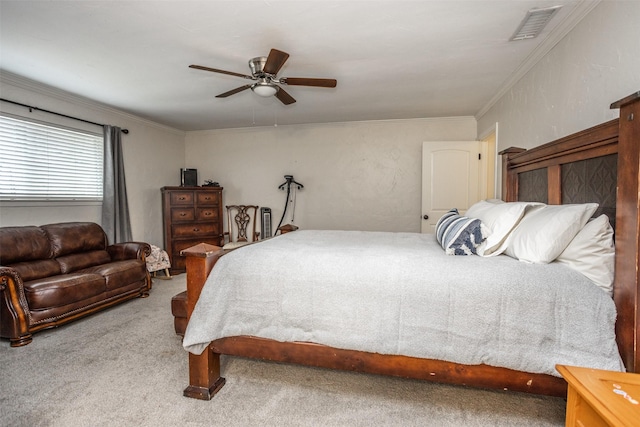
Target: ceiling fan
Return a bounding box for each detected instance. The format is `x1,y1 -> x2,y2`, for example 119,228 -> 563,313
189,49 -> 337,105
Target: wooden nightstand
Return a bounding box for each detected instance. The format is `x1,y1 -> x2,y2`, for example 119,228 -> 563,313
557,364 -> 640,427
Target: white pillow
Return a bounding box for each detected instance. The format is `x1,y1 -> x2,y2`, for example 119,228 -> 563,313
555,215 -> 615,296
465,200 -> 544,256
504,203 -> 599,264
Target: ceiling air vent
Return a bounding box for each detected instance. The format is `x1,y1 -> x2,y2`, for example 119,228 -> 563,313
509,5 -> 562,41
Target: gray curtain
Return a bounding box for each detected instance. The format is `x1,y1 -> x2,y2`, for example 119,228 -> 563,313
102,125 -> 132,243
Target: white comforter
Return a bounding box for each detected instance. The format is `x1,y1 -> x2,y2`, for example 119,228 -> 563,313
183,230 -> 624,376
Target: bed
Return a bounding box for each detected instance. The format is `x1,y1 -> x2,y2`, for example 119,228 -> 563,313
180,91 -> 640,400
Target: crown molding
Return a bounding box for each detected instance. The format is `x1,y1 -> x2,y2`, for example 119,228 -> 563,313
0,70 -> 185,136
475,0 -> 601,120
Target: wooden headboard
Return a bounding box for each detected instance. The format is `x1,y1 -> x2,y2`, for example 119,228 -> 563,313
500,91 -> 640,374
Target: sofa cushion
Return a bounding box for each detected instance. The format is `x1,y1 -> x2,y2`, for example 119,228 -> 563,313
171,291 -> 187,336
56,250 -> 112,274
0,226 -> 52,264
78,259 -> 147,291
10,260 -> 62,282
24,273 -> 106,310
29,293 -> 109,324
42,222 -> 107,258
171,290 -> 187,318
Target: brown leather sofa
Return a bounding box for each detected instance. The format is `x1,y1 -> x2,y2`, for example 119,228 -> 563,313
0,222 -> 151,347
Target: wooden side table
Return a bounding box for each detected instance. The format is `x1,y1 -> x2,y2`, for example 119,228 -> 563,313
557,364 -> 640,426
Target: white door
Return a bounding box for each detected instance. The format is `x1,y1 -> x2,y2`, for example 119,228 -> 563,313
421,141 -> 484,233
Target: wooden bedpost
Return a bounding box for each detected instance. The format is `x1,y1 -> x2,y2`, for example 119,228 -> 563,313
181,243 -> 227,400
611,91 -> 640,373
498,147 -> 526,201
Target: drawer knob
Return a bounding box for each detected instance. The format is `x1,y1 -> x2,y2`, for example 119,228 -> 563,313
180,213 -> 186,217
193,228 -> 200,232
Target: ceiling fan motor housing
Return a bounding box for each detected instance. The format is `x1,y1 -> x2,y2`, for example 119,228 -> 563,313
249,57 -> 268,77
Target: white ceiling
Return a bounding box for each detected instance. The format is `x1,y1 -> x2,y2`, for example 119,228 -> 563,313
0,1 -> 594,131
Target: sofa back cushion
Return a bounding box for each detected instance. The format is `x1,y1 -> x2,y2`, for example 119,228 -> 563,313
0,226 -> 52,265
57,251 -> 112,274
9,259 -> 62,282
42,222 -> 107,257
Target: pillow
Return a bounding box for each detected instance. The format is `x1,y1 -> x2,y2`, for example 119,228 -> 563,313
435,208 -> 488,255
504,203 -> 598,264
555,215 -> 615,295
465,200 -> 544,256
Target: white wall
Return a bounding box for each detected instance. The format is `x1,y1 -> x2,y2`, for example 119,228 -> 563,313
478,1 -> 640,154
186,117 -> 476,233
0,74 -> 185,247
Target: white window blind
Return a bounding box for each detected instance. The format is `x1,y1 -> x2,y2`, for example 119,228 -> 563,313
0,114 -> 103,201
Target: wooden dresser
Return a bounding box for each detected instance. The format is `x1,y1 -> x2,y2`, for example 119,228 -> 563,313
161,186 -> 224,272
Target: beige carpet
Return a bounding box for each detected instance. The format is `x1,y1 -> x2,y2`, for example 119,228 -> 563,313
0,274 -> 566,426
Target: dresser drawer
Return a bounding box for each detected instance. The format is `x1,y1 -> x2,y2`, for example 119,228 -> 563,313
170,191 -> 194,205
172,222 -> 219,238
196,192 -> 219,206
171,237 -> 222,271
171,208 -> 195,222
172,237 -> 221,253
196,207 -> 218,221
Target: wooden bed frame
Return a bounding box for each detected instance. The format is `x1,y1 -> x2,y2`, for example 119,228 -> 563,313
181,92 -> 640,400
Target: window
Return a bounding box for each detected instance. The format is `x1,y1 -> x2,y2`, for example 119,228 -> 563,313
0,114 -> 103,201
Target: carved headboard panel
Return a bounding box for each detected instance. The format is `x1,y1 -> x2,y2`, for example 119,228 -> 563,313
562,153 -> 618,229
501,118 -> 619,205
517,168 -> 548,204
516,153 -> 618,229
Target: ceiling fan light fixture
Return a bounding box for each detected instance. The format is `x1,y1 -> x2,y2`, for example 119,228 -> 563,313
252,82 -> 278,97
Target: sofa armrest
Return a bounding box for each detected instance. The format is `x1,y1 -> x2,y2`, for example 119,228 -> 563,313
0,266 -> 32,346
107,242 -> 151,262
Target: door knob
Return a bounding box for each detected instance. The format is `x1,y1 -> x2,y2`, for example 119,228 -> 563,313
423,214 -> 429,220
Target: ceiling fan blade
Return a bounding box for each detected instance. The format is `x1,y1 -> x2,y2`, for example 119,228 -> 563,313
189,64 -> 254,80
216,84 -> 252,98
263,49 -> 290,75
281,77 -> 337,88
275,87 -> 296,105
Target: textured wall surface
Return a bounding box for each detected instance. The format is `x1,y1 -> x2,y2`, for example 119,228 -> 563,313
186,117 -> 477,233
478,1 -> 640,153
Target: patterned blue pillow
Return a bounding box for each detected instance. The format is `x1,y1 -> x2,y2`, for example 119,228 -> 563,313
436,208 -> 487,255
